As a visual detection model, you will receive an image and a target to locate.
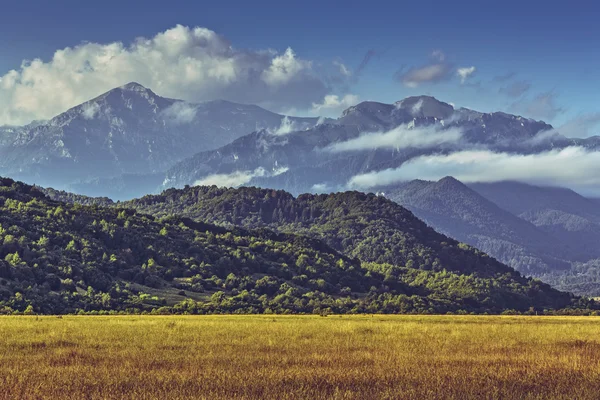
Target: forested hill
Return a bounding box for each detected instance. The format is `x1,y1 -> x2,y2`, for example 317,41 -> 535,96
3,177 -> 594,314
125,186 -> 524,275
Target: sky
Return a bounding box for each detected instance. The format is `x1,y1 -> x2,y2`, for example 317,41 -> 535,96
1,0 -> 599,135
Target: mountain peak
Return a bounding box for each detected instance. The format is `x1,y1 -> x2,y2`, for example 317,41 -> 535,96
394,96 -> 454,119
437,176 -> 463,184
119,82 -> 149,92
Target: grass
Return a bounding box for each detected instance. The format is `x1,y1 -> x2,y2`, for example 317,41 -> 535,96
1,315 -> 600,399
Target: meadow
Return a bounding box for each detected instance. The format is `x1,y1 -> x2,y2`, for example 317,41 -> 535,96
1,315 -> 600,399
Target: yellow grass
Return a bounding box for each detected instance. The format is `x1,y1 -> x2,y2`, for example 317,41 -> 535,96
1,315 -> 600,399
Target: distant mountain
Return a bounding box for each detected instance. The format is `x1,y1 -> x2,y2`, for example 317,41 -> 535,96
386,177 -> 573,275
470,181 -> 600,259
0,82 -> 318,198
374,177 -> 600,295
162,96 -> 570,193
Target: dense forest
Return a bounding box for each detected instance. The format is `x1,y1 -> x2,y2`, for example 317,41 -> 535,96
41,186 -> 593,313
124,186 -> 545,276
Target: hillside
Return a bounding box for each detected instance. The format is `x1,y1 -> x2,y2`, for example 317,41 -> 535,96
119,184 -> 600,312
386,177 -> 574,275
7,176 -> 591,314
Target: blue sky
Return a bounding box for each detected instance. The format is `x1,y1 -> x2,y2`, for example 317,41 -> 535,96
1,0 -> 599,133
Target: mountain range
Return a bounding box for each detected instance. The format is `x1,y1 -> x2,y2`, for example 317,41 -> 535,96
162,95 -> 600,195
0,82 -> 318,199
385,178 -> 600,295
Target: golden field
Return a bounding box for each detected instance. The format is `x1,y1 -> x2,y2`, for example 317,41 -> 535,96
1,315 -> 600,399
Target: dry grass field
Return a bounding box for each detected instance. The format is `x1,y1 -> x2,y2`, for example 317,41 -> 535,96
1,315 -> 600,399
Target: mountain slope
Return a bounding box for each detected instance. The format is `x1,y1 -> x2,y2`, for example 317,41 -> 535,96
470,181 -> 600,259
386,177 -> 573,275
162,95 -> 563,194
4,176 -> 590,314
120,184 -> 600,309
0,83 -> 318,198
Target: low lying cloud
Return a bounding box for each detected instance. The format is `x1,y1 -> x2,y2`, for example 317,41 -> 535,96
348,146 -> 600,194
311,94 -> 359,116
194,167 -> 267,187
161,102 -> 198,125
193,165 -> 289,188
0,24 -> 338,126
457,66 -> 476,83
269,116 -> 304,135
80,102 -> 101,120
324,124 -> 464,153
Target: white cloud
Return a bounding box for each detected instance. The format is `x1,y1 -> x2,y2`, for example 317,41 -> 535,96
316,116 -> 327,125
194,167 -> 267,187
193,164 -> 289,188
399,64 -> 450,88
333,61 -> 352,77
311,183 -> 330,193
161,102 -> 198,125
348,146 -> 600,195
457,66 -> 476,84
0,25 -> 331,126
324,123 -> 464,153
81,102 -> 100,120
270,116 -> 298,135
411,99 -> 424,115
311,94 -> 359,116
261,48 -> 310,87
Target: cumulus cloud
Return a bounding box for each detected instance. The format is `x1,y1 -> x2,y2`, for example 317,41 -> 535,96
161,102 -> 198,125
0,25 -> 334,125
348,146 -> 600,194
311,94 -> 359,116
261,48 -> 310,86
457,66 -> 476,84
499,80 -> 531,98
324,123 -> 464,153
510,92 -> 565,121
